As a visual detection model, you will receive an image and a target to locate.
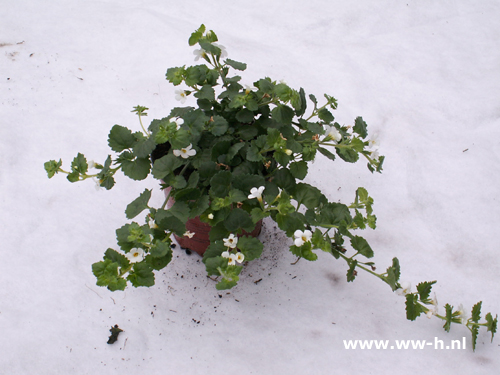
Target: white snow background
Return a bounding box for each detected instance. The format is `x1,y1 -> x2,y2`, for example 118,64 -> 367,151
1,0 -> 499,373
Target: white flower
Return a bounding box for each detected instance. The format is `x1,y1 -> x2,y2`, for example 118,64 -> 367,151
244,85 -> 257,95
184,231 -> 195,238
208,213 -> 214,220
175,89 -> 188,103
457,304 -> 468,325
396,281 -> 411,296
279,79 -> 287,85
293,229 -> 312,247
193,48 -> 207,61
370,150 -> 380,159
248,186 -> 265,202
426,294 -> 438,318
171,117 -> 184,129
223,234 -> 238,249
285,149 -> 293,156
148,217 -> 158,229
92,177 -> 103,191
368,134 -> 379,149
126,248 -> 144,263
221,251 -> 230,258
227,253 -> 237,266
324,126 -> 342,143
235,252 -> 245,263
88,160 -> 96,169
173,144 -> 196,159
212,43 -> 228,58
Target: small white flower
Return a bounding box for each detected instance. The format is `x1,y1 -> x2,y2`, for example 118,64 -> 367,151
370,150 -> 380,159
244,85 -> 257,95
279,79 -> 287,85
173,144 -> 196,159
457,304 -> 468,325
126,248 -> 144,263
396,281 -> 411,296
223,234 -> 238,249
221,251 -> 230,258
293,229 -> 312,247
285,149 -> 293,156
175,89 -> 188,103
92,177 -> 103,191
426,294 -> 438,318
324,126 -> 342,143
227,253 -> 237,266
248,186 -> 265,202
184,231 -> 195,238
208,213 -> 214,220
148,217 -> 158,229
368,134 -> 379,149
212,43 -> 228,58
171,117 -> 184,129
88,160 -> 96,169
235,252 -> 245,263
193,48 -> 207,61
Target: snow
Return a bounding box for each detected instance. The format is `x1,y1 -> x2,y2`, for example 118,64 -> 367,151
1,0 -> 499,373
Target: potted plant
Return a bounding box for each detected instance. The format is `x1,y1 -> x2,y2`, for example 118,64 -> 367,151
44,25 -> 497,350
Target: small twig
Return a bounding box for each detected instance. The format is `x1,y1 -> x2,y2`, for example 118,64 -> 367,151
291,257 -> 301,265
85,284 -> 102,298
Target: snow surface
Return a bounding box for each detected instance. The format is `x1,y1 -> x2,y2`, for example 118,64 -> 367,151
1,0 -> 499,373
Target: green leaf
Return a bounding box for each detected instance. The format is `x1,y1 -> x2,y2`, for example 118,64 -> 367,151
293,183 -> 325,209
237,236 -> 263,261
216,278 -> 239,290
318,147 -> 336,161
295,87 -> 307,117
210,115 -> 229,136
108,125 -> 137,152
235,108 -> 254,123
166,66 -> 185,85
149,241 -> 171,258
471,301 -> 482,323
155,209 -> 186,236
127,262 -> 155,287
71,153 -> 88,174
203,241 -> 227,263
125,189 -> 151,219
318,108 -> 334,123
194,84 -> 215,101
485,313 -> 498,342
224,208 -> 255,232
103,248 -> 130,269
271,104 -> 295,125
385,258 -> 400,291
471,325 -> 479,351
121,157 -> 151,180
44,159 -> 62,178
133,136 -> 156,158
225,59 -> 247,71
152,153 -> 183,180
189,24 -> 205,46
346,259 -> 358,282
443,304 -> 453,332
416,281 -> 437,302
210,171 -> 232,197
336,146 -> 359,163
205,256 -> 227,275
316,202 -> 352,226
289,161 -> 308,180
353,116 -> 368,138
350,236 -> 374,258
273,168 -> 296,192
406,294 -> 425,321
92,259 -> 127,291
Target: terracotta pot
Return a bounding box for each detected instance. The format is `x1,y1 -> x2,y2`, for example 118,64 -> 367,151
163,187 -> 262,256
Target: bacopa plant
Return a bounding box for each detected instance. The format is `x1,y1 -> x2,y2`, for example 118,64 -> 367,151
45,24 -> 497,350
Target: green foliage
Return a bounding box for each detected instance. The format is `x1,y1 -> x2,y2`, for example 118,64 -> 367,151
405,294 -> 425,321
416,281 -> 436,302
125,189 -> 151,219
